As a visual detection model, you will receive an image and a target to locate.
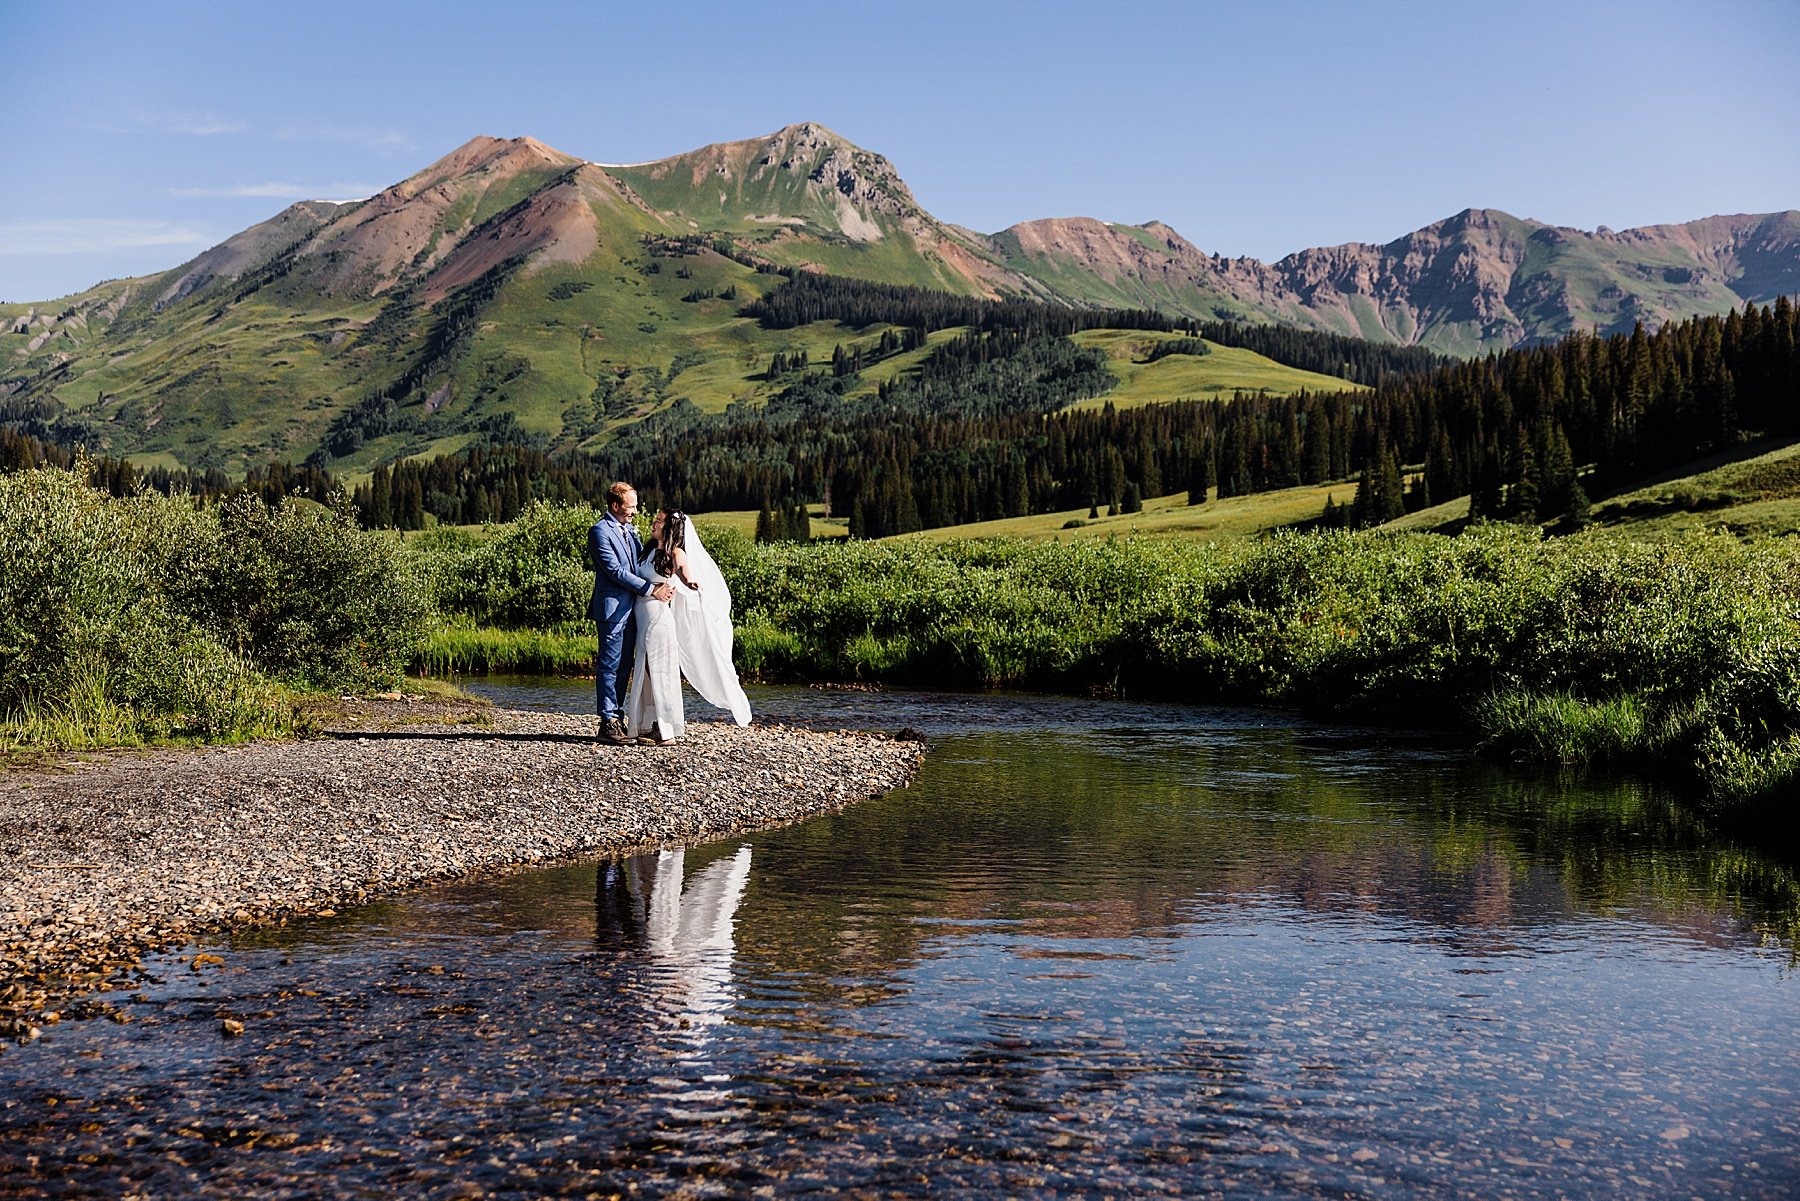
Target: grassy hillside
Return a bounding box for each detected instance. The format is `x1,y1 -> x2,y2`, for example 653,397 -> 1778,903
691,505 -> 850,541
861,446 -> 1800,550
1585,439 -> 1800,538
1070,329 -> 1364,408
883,481 -> 1356,544
1379,439 -> 1800,541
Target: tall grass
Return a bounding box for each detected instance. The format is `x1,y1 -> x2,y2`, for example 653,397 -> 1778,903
1474,692 -> 1651,765
415,619 -> 595,677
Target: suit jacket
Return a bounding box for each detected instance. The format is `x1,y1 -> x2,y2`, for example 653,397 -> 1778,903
588,515 -> 653,622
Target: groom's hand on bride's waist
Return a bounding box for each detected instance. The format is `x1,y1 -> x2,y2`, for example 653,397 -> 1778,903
651,582 -> 676,602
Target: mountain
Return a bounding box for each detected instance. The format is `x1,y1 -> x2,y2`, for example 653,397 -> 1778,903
604,122 -> 1041,300
995,208 -> 1800,355
2,123 -> 1794,475
156,135 -> 661,306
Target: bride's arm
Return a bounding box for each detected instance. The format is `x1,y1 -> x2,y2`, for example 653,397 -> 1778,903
671,546 -> 701,591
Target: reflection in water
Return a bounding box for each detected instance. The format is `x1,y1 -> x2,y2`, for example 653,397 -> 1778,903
599,847 -> 753,1128
598,846 -> 752,1040
0,684 -> 1796,1199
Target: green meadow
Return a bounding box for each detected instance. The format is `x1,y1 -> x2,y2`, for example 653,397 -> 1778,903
881,482 -> 1348,543
1069,329 -> 1366,408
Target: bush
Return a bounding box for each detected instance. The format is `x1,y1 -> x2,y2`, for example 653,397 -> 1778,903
0,469 -> 278,744
165,492 -> 431,690
416,501 -> 602,628
0,466 -> 431,748
0,463 -> 163,709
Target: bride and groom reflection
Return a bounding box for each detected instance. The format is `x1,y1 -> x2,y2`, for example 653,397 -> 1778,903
596,844 -> 753,1059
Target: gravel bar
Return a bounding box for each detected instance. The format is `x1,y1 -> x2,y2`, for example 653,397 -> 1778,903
0,702 -> 924,1036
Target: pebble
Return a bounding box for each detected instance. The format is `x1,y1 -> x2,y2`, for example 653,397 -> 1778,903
0,703 -> 924,1035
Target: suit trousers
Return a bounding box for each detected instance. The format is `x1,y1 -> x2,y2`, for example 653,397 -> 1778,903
595,597 -> 637,721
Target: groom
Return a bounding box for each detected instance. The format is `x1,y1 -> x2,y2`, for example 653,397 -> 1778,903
589,482 -> 674,744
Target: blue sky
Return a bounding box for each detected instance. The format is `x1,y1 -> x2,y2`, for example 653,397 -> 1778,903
2,0 -> 1796,302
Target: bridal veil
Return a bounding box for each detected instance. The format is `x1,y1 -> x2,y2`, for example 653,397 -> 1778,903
670,522 -> 752,726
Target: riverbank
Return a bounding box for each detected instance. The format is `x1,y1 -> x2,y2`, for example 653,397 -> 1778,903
399,519 -> 1800,813
0,697 -> 925,1039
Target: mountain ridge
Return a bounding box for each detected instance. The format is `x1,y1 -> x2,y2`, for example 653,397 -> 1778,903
3,124 -> 1795,476
15,124 -> 1795,350
996,204 -> 1800,353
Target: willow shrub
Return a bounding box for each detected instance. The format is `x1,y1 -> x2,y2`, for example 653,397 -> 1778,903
710,533 -> 1144,689
710,526 -> 1800,811
0,467 -> 430,748
166,491 -> 431,689
418,502 -> 602,629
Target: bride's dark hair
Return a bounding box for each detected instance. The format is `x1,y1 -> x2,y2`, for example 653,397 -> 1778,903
654,510 -> 687,576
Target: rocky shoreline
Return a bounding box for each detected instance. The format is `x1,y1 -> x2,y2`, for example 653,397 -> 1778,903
0,700 -> 925,1040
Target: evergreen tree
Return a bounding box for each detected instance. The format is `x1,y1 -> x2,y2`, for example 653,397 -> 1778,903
1377,449 -> 1406,522
1351,462 -> 1377,527
1563,479 -> 1592,531
1505,423 -> 1540,522
1300,408 -> 1331,484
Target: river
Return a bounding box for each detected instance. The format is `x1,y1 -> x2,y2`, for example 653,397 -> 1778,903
1,681 -> 1795,1198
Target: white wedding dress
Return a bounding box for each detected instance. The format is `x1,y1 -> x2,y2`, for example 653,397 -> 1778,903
624,524 -> 752,739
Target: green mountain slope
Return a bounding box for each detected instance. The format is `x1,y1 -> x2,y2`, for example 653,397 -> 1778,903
0,128 -> 1340,476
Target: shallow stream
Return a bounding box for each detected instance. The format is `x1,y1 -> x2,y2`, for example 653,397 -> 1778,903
2,681 -> 1796,1197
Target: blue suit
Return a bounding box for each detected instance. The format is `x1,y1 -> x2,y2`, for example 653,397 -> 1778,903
589,515 -> 654,721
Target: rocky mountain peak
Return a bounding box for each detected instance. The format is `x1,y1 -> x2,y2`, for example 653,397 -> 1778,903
744,123 -> 915,209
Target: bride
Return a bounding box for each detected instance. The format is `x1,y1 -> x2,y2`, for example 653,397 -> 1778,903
624,509 -> 752,744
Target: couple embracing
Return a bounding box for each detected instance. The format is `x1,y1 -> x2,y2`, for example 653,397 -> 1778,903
588,482 -> 752,745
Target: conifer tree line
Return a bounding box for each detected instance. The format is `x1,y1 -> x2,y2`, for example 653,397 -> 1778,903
739,270 -> 1178,339
1141,337 -> 1211,363
755,500 -> 812,543
579,297 -> 1800,536
351,443 -> 606,529
1191,319 -> 1451,385
0,425 -> 337,506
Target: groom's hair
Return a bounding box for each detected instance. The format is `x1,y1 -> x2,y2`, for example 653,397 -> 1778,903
606,482 -> 635,511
